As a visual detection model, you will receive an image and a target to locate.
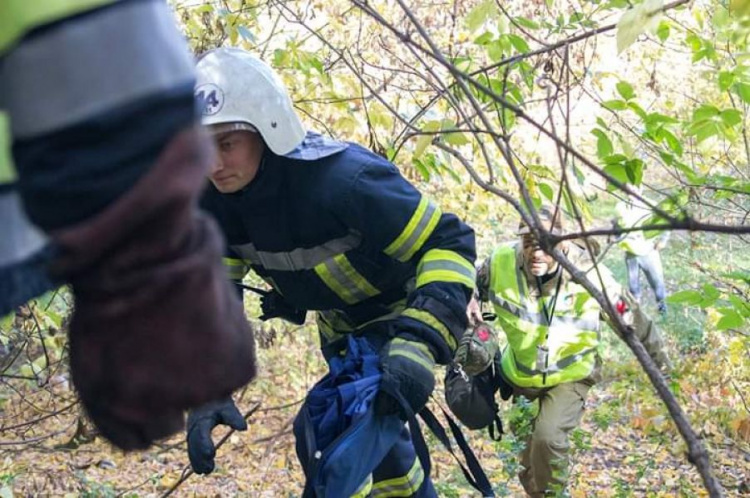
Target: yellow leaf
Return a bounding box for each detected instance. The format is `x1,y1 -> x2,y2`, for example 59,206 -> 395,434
632,416 -> 651,430
730,417 -> 750,441
731,0 -> 750,17
159,473 -> 179,489
413,120 -> 441,158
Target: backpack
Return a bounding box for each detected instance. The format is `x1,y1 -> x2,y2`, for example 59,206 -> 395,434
295,334 -> 497,498
293,335 -> 403,498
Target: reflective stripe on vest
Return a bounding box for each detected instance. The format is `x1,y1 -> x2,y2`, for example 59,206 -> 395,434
232,230 -> 362,271
384,196 -> 441,263
314,253 -> 380,305
1,0 -> 114,54
0,190 -> 47,267
370,457 -> 425,497
489,243 -> 601,388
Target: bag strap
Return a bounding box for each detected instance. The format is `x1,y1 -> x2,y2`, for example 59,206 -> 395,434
488,413 -> 504,442
382,378 -> 495,497
420,405 -> 496,497
380,383 -> 432,481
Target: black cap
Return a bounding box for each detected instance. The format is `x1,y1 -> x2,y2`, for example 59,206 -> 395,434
517,206 -> 564,235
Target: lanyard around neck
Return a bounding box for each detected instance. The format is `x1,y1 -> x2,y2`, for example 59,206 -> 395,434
535,268 -> 563,327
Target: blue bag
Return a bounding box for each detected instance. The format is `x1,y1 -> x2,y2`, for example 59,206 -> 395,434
293,335 -> 403,498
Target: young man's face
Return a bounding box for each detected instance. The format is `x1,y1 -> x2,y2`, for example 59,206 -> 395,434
521,234 -> 558,277
209,130 -> 265,193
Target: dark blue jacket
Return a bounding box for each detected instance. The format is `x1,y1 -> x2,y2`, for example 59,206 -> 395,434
201,133 -> 476,362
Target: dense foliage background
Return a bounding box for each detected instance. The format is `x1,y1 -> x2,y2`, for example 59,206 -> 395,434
1,0 -> 748,495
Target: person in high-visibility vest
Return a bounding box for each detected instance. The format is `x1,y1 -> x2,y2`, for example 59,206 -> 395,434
459,206 -> 671,497
613,185 -> 670,314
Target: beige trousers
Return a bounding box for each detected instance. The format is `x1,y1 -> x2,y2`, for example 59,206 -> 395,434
513,380 -> 592,497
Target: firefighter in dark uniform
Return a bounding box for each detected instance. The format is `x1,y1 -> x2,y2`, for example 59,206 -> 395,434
187,48 -> 477,497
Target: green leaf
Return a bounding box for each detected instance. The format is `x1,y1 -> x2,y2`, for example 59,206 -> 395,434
685,119 -> 716,142
718,71 -> 735,92
700,283 -> 721,306
603,163 -> 629,186
660,129 -> 683,155
728,295 -> 750,315
716,308 -> 744,330
616,8 -> 642,53
412,157 -> 431,181
734,82 -> 750,104
591,129 -> 614,159
713,7 -> 731,27
624,158 -> 644,184
656,20 -> 670,42
693,105 -> 720,120
627,102 -> 647,119
507,34 -> 530,53
616,81 -> 635,100
444,130 -> 470,146
487,40 -> 506,62
603,100 -> 628,111
720,109 -> 742,127
605,153 -> 628,165
539,182 -> 555,201
515,17 -> 540,29
722,271 -> 750,285
694,122 -> 720,143
474,31 -> 494,45
666,289 -> 703,305
644,112 -> 679,125
616,0 -> 664,53
466,0 -> 497,33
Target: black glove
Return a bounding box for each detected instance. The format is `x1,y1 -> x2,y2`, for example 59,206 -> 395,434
259,290 -> 306,325
375,337 -> 436,419
186,397 -> 247,474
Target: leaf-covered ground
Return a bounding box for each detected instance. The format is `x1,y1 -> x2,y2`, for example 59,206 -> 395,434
1,235 -> 748,497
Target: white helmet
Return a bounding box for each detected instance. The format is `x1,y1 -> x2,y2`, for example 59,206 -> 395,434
195,48 -> 306,155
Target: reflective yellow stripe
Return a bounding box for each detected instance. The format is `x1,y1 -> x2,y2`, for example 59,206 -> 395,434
314,254 -> 380,305
389,338 -> 433,372
401,308 -> 457,352
317,298 -> 407,344
222,257 -> 248,281
350,474 -> 373,498
371,458 -> 424,497
416,248 -> 475,289
384,197 -> 442,262
1,0 -> 114,53
0,113 -> 16,185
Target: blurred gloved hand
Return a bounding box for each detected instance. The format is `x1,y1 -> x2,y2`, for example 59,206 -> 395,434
187,397 -> 247,475
258,290 -> 306,325
58,130 -> 256,450
375,337 -> 435,419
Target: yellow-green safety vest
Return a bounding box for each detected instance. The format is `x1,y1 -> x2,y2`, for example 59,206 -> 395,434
489,244 -> 601,388
1,1 -> 114,54
614,201 -> 656,256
